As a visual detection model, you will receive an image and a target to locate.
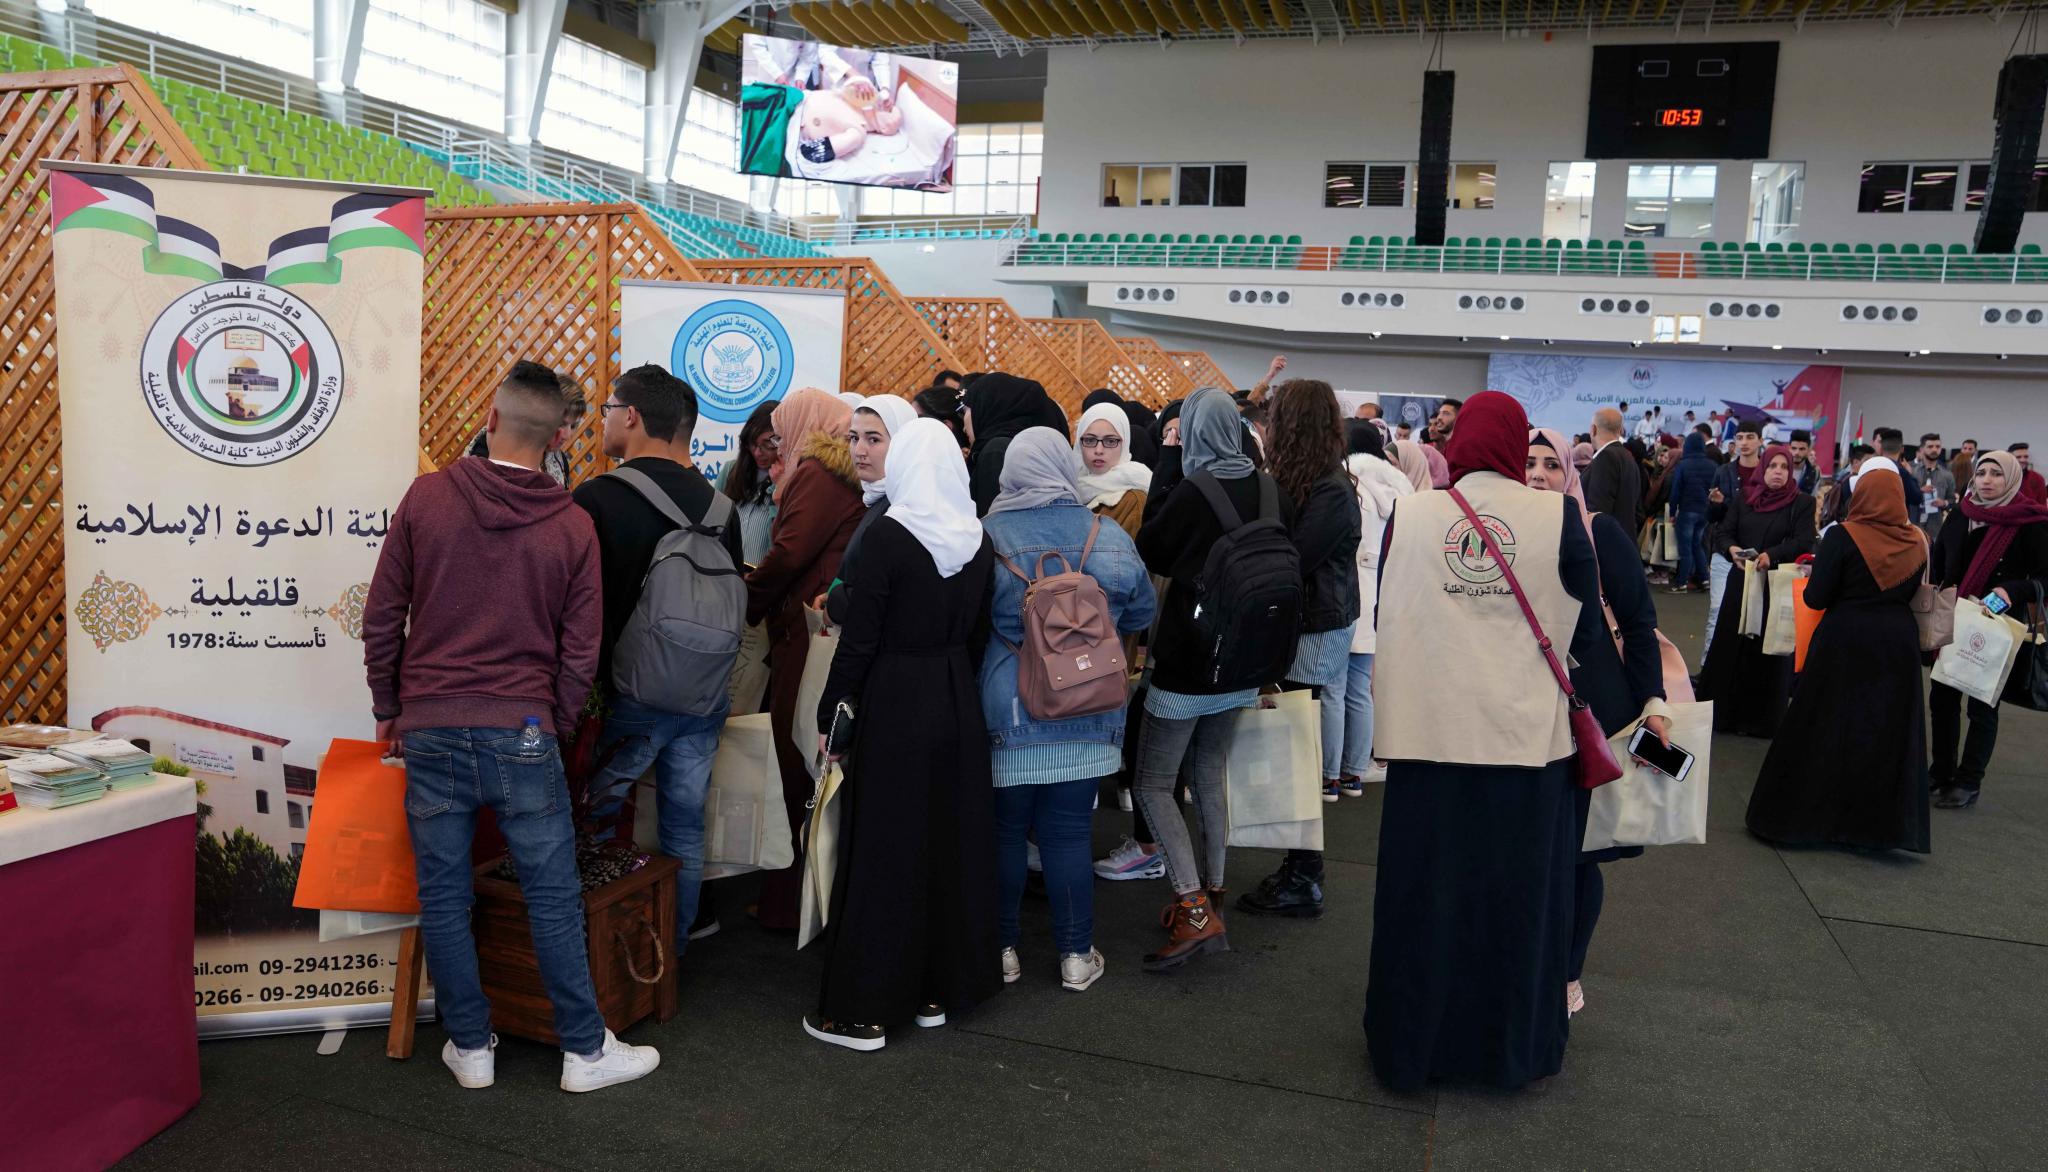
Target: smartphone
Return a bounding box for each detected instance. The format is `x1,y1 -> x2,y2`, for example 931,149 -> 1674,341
1626,726 -> 1696,782
1984,593 -> 2011,617
1737,548 -> 1760,562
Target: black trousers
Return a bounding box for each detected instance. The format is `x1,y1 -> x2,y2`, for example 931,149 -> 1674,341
1929,680 -> 1999,791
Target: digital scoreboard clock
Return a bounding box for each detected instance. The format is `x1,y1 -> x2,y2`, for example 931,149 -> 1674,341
1587,42 -> 1778,158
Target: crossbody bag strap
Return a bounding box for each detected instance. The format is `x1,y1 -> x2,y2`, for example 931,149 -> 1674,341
1074,513 -> 1105,572
1447,486 -> 1580,704
1189,470 -> 1244,531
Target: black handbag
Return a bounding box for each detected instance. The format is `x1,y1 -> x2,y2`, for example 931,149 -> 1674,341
2002,582 -> 2048,712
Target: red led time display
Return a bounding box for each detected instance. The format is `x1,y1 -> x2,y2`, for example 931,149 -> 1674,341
1657,108 -> 1705,127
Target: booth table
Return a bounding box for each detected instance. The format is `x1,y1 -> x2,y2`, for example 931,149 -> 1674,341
0,776 -> 200,1171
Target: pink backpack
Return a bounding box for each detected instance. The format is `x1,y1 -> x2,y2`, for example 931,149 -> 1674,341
998,516 -> 1128,721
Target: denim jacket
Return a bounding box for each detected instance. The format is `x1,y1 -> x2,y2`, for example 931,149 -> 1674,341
979,501 -> 1157,751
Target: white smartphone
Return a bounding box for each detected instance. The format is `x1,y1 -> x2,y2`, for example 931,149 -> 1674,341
1626,726 -> 1696,782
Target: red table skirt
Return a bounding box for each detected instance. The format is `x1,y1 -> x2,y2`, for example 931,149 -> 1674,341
1,814 -> 200,1171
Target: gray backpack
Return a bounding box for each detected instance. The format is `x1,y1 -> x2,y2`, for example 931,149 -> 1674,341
605,467 -> 745,716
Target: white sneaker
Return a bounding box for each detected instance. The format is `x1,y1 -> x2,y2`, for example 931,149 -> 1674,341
1026,840 -> 1043,873
442,1035 -> 496,1089
1060,948 -> 1106,992
1362,761 -> 1389,783
560,1029 -> 660,1093
1118,787 -> 1134,812
1093,837 -> 1165,881
1001,946 -> 1022,984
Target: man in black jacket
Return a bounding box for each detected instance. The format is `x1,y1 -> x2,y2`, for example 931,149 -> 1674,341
1582,407 -> 1643,532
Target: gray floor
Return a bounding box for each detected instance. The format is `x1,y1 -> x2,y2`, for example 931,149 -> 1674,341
127,592 -> 2048,1170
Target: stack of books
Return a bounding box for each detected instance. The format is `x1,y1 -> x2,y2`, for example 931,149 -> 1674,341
6,753 -> 110,809
55,739 -> 157,790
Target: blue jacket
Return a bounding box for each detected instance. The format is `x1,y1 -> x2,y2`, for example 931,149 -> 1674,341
1666,435 -> 1717,516
979,502 -> 1157,752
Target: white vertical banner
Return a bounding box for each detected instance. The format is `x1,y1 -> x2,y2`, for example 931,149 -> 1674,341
46,162 -> 426,1036
618,280 -> 848,485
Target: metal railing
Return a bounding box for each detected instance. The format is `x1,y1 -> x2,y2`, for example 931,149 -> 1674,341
808,215 -> 1035,247
1000,239 -> 2048,284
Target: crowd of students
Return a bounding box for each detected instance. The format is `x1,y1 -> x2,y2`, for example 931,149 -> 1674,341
360,356 -> 2046,1096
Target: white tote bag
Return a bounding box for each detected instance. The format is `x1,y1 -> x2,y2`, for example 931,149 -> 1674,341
1736,563 -> 1769,638
1761,566 -> 1803,657
635,712 -> 792,880
1931,600 -> 2030,706
1584,700 -> 1714,851
1225,690 -> 1325,851
798,762 -> 845,950
1659,506 -> 1679,564
790,613 -> 839,780
726,621 -> 771,716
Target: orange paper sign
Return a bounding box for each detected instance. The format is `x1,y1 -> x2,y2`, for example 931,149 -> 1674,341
291,738 -> 419,913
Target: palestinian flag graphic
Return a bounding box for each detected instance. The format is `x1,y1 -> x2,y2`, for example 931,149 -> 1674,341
51,170 -> 425,287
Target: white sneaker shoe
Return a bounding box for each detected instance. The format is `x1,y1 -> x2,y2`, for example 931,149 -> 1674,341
560,1029 -> 660,1093
1118,787 -> 1134,812
1001,946 -> 1022,984
1026,840 -> 1043,873
1093,836 -> 1165,881
1362,761 -> 1389,783
442,1035 -> 496,1089
1060,948 -> 1106,992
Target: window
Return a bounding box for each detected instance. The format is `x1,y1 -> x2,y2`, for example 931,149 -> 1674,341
540,38 -> 647,171
288,801 -> 305,830
1543,161 -> 1597,241
256,790 -> 269,815
671,88 -> 749,201
252,745 -> 265,762
1451,163 -> 1496,210
1858,164 -> 1907,213
357,0 -> 506,131
86,0 -> 313,73
1909,163 -> 1959,212
1625,163 -> 1716,238
1747,161 -> 1804,243
1324,163 -> 1408,209
1101,162 -> 1244,209
291,842 -> 306,862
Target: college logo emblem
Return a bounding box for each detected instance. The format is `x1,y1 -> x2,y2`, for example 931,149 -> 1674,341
139,281 -> 344,466
674,299 -> 794,424
1442,514 -> 1517,584
1967,631 -> 1987,654
1629,364 -> 1658,390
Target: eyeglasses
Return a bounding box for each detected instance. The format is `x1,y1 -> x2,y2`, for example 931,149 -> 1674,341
599,401 -> 631,415
756,433 -> 782,450
1078,435 -> 1124,450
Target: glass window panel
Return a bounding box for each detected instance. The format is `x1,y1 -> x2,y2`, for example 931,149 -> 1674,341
987,154 -> 1021,185
1859,163 -> 1908,213
1214,164 -> 1246,207
955,155 -> 988,185
1019,184 -> 1039,213
1747,161 -> 1803,243
1103,164 -> 1137,207
89,0 -> 314,73
1908,163 -> 1958,212
1452,163 -> 1495,209
1543,161 -> 1597,241
1019,156 -> 1043,185
2033,163 -> 2048,213
1325,162 -> 1364,209
1964,163 -> 1990,211
988,186 -> 1020,214
953,185 -> 986,214
956,125 -> 989,156
1020,124 -> 1044,154
357,0 -> 505,131
987,123 -> 1022,154
1179,164 -> 1212,207
1365,164 -> 1407,208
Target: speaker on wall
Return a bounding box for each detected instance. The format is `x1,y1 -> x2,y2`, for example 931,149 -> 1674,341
1975,54 -> 2048,255
1415,71 -> 1454,247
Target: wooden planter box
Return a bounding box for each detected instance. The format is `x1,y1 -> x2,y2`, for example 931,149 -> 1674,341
470,854 -> 679,1047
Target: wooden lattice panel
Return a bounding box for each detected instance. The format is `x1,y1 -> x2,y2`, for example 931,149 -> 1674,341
1164,349 -> 1237,393
690,257 -> 965,398
420,203 -> 702,481
0,65 -> 209,725
1113,335 -> 1198,403
906,296 -> 1089,412
1025,318 -> 1157,406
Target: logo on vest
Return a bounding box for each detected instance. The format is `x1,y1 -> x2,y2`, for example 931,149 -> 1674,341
1442,514 -> 1517,586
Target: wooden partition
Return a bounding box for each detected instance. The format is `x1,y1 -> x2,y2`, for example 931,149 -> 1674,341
1024,318 -> 1157,406
1113,335 -> 1198,403
905,297 -> 1088,411
421,203 -> 703,480
1164,350 -> 1238,393
689,257 -> 965,398
0,65 -> 209,724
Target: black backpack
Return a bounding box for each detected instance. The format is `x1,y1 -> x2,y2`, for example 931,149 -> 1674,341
1188,471 -> 1303,690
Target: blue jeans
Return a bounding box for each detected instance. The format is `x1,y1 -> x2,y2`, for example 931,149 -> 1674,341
994,777 -> 1097,955
584,695 -> 728,955
1341,652 -> 1375,778
1288,626 -> 1352,781
1675,510 -> 1709,587
403,727 -> 605,1056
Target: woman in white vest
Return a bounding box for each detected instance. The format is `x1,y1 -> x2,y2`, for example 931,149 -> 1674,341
1364,391 -> 1605,1093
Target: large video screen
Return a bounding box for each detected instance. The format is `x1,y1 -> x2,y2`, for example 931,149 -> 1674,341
1585,41 -> 1778,160
739,34 -> 959,191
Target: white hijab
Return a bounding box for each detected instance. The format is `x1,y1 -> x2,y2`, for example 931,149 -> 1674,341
1851,454 -> 1901,494
835,391 -> 866,409
883,418 -> 984,578
1072,402 -> 1152,511
854,395 -> 918,505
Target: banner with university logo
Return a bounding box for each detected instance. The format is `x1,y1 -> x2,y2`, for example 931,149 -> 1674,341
47,162 -> 426,1037
618,280 -> 848,485
1486,354 -> 1845,473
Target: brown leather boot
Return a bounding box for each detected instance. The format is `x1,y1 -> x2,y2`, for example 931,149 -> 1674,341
1142,892 -> 1228,972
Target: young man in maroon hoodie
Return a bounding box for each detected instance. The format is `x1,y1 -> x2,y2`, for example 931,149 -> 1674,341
363,360 -> 660,1094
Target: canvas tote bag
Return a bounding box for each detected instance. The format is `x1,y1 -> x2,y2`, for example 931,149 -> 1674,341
1584,701 -> 1714,851
1224,690 -> 1325,851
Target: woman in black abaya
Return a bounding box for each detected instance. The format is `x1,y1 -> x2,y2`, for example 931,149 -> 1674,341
1698,445 -> 1815,736
805,419 -> 1000,1051
962,373 -> 1068,515
1747,467 -> 1931,852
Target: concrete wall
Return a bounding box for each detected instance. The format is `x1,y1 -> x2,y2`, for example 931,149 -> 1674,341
1040,20 -> 2042,249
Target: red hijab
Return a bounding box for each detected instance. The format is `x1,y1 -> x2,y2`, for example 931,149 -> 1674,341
1445,391 -> 1531,483
1744,445 -> 1801,514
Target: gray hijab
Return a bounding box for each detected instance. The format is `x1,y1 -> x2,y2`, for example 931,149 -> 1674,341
988,426 -> 1082,515
1181,386 -> 1254,480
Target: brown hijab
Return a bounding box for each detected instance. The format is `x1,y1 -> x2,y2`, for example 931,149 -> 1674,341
1840,467 -> 1924,591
